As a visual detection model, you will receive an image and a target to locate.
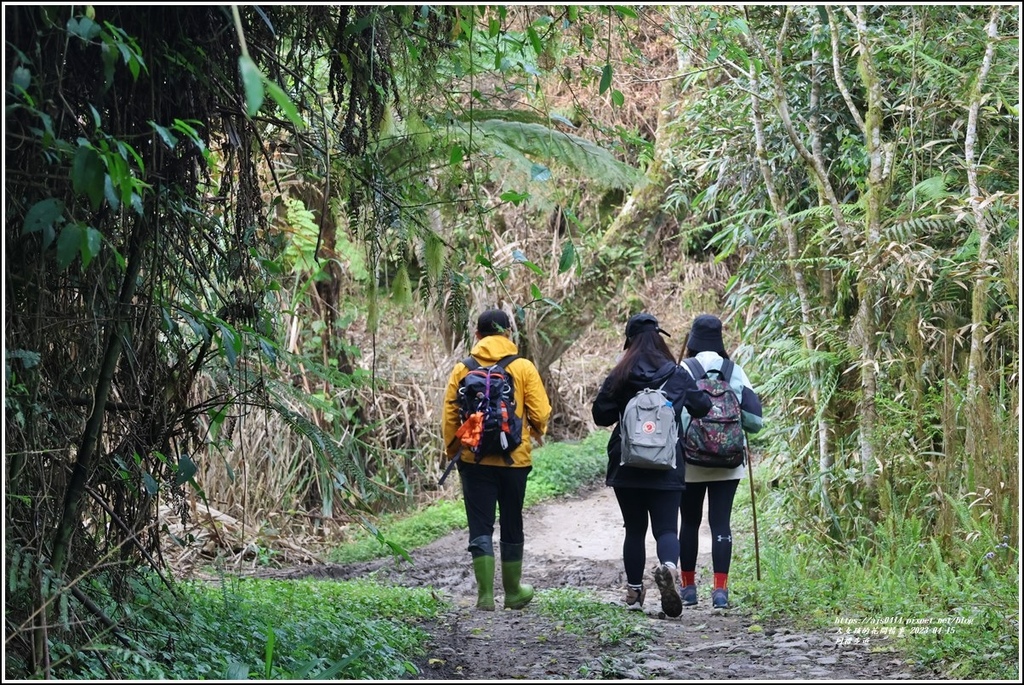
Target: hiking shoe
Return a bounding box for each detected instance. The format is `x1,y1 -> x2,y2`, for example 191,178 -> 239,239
625,585 -> 646,610
654,564 -> 683,618
712,588 -> 729,609
680,584 -> 698,607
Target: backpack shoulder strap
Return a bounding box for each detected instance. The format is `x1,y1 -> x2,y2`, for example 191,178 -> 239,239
682,358 -> 705,379
463,356 -> 480,371
494,354 -> 519,371
718,359 -> 735,383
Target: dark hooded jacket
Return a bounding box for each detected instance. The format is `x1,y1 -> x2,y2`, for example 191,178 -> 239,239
592,357 -> 712,489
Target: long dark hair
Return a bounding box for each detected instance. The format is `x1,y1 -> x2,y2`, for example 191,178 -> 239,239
605,329 -> 675,395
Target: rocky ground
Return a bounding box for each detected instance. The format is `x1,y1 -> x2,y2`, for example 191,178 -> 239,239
254,484 -> 936,681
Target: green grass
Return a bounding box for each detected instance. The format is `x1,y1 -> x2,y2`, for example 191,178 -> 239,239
534,587 -> 653,648
328,429 -> 610,564
726,482 -> 1020,680
43,574 -> 446,680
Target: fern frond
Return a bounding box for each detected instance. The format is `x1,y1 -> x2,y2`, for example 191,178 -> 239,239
453,118 -> 645,190
904,174 -> 951,204
423,230 -> 445,286
444,267 -> 469,345
885,215 -> 957,243
271,402 -> 373,518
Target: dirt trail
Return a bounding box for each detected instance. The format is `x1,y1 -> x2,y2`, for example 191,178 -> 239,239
267,484 -> 931,680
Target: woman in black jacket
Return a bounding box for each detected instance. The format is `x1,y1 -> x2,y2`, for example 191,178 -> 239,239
592,313 -> 712,617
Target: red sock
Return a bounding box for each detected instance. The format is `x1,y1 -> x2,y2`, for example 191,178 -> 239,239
713,572 -> 728,590
680,571 -> 696,586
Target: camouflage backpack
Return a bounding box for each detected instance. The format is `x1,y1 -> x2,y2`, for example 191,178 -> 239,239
681,358 -> 745,468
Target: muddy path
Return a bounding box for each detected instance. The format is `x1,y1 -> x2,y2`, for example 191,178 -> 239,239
258,485 -> 932,680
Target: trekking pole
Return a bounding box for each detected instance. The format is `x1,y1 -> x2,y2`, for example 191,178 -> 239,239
746,441 -> 762,581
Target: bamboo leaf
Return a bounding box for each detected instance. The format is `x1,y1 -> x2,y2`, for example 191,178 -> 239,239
526,26 -> 543,56
264,78 -> 304,129
239,55 -> 264,117
149,120 -> 178,149
218,324 -> 239,365
512,249 -> 544,275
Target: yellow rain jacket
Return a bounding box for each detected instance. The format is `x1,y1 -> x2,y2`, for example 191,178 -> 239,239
442,334 -> 551,468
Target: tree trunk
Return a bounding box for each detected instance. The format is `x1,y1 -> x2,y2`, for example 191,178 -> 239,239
50,220 -> 147,578
747,61 -> 832,480
852,5 -> 884,488
964,9 -> 1000,461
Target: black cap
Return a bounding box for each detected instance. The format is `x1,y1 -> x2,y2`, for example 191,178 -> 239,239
477,308 -> 511,336
686,314 -> 727,356
623,312 -> 670,349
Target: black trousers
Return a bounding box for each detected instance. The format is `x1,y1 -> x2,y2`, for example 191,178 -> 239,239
457,461 -> 532,549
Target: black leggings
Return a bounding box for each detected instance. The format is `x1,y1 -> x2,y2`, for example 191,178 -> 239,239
614,487 -> 681,586
679,479 -> 739,575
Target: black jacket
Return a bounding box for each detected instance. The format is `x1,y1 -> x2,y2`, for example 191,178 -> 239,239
592,358 -> 712,490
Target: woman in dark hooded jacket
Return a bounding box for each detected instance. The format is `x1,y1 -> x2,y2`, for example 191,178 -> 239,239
591,313 -> 712,617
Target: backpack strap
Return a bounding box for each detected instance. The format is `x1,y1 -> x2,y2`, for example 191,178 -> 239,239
494,354 -> 519,370
463,354 -> 519,371
684,357 -> 733,383
718,359 -> 735,383
682,358 -> 705,379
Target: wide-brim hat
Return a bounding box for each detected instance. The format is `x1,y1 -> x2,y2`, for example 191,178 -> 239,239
686,314 -> 727,356
623,312 -> 670,349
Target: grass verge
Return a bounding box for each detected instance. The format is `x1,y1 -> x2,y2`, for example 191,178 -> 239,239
726,478 -> 1019,680
41,574 -> 444,680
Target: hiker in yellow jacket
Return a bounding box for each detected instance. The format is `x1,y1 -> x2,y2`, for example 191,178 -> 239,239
442,308 -> 551,610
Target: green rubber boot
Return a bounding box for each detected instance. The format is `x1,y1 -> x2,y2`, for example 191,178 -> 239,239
469,535 -> 495,611
500,541 -> 534,610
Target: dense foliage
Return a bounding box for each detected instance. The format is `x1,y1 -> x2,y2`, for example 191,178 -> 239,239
4,4 -> 1018,680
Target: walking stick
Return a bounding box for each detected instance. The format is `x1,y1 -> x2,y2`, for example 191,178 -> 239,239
746,442 -> 762,581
